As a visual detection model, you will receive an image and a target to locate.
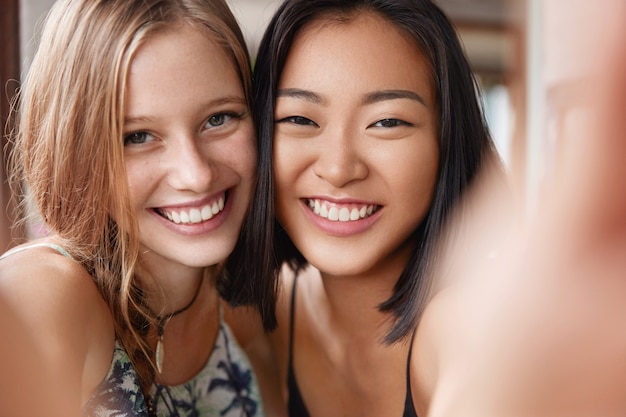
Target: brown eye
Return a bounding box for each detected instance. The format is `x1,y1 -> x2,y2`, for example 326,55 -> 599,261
369,118 -> 412,128
276,116 -> 318,127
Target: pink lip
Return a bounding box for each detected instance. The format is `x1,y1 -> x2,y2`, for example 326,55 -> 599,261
157,191 -> 227,211
300,198 -> 382,237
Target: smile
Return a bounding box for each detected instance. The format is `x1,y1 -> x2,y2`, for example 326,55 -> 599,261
306,198 -> 380,222
157,195 -> 225,225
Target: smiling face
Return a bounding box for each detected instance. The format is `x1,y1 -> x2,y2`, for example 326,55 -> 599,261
123,24 -> 255,276
273,12 -> 439,279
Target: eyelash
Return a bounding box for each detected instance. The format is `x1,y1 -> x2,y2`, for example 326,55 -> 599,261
276,115 -> 318,127
368,118 -> 413,128
123,131 -> 153,146
206,111 -> 245,128
275,115 -> 412,129
123,111 -> 246,146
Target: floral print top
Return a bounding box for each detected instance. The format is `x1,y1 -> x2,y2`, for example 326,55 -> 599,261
82,320 -> 264,417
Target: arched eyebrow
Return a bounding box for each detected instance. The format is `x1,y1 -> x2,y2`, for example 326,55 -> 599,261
124,96 -> 246,125
276,88 -> 427,108
277,88 -> 324,104
361,89 -> 428,107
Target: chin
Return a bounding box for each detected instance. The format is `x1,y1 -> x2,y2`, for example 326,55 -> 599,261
171,242 -> 237,270
307,259 -> 369,278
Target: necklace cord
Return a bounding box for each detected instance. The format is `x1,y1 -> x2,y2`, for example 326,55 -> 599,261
150,276 -> 205,335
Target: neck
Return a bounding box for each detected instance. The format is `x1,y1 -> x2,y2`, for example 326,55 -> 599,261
315,237 -> 415,342
153,275 -> 221,383
318,271 -> 398,344
154,274 -> 205,321
141,265 -> 215,318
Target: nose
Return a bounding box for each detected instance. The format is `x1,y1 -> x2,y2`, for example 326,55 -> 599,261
312,127 -> 368,188
167,134 -> 216,192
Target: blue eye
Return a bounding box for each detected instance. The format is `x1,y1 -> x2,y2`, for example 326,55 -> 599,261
370,118 -> 412,128
207,113 -> 231,127
276,116 -> 318,127
123,131 -> 151,145
206,111 -> 245,128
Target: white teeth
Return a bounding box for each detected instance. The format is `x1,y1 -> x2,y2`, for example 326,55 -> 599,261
308,199 -> 377,222
189,209 -> 201,223
328,207 -> 339,221
161,196 -> 225,225
201,205 -> 213,220
339,208 -> 350,222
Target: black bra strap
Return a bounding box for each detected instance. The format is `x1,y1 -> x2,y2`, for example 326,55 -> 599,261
404,328 -> 419,417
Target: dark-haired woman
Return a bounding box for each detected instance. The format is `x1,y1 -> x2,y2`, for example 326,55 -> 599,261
229,0 -> 497,416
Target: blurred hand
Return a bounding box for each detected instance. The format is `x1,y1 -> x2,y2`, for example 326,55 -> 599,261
427,2 -> 626,416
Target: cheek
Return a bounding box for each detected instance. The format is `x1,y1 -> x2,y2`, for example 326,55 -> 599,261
388,140 -> 439,208
216,128 -> 258,198
211,121 -> 257,171
235,130 -> 257,182
273,136 -> 311,186
124,160 -> 153,205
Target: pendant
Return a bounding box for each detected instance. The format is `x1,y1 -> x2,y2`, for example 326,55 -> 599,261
156,336 -> 164,374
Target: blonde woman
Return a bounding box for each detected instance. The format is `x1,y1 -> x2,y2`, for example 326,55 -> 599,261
0,0 -> 277,416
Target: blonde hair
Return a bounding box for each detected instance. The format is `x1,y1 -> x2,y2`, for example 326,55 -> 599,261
9,0 -> 252,391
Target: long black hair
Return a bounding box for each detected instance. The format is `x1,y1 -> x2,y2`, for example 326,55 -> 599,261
228,0 -> 497,341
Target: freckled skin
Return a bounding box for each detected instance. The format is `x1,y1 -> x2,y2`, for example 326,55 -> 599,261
123,26 -> 256,277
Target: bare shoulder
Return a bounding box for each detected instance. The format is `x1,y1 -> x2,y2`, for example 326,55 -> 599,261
274,264 -> 324,339
0,241 -> 114,409
0,292 -> 72,416
0,242 -> 109,327
223,302 -> 266,348
224,262 -> 304,359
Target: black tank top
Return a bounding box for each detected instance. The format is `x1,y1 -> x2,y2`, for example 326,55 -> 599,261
286,275 -> 419,417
